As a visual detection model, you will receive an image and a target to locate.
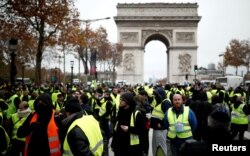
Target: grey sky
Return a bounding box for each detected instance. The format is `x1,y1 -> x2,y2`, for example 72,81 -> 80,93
73,0 -> 250,80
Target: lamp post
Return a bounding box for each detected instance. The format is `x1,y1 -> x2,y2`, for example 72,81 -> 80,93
9,39 -> 18,87
70,60 -> 74,85
219,53 -> 225,76
21,61 -> 25,85
55,55 -> 64,83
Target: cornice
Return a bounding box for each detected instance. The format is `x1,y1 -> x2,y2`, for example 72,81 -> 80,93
117,3 -> 199,8
114,16 -> 201,22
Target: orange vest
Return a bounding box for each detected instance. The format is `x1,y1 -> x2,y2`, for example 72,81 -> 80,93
24,111 -> 61,156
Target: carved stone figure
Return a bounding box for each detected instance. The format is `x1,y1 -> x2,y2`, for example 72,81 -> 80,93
123,53 -> 135,72
178,53 -> 192,73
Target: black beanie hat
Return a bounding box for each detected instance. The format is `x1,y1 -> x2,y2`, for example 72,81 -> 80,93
34,93 -> 53,109
65,97 -> 82,113
208,106 -> 230,130
121,92 -> 135,106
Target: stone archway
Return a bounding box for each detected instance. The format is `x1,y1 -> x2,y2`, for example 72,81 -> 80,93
114,3 -> 201,84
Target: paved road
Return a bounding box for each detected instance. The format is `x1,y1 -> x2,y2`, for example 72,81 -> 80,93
108,128 -> 250,156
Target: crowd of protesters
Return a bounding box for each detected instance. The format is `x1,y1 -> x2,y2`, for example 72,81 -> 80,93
0,80 -> 250,156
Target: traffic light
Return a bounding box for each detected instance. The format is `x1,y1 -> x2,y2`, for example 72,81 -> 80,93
194,65 -> 198,72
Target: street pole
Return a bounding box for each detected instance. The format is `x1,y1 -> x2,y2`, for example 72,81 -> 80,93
70,60 -> 74,86
22,62 -> 25,85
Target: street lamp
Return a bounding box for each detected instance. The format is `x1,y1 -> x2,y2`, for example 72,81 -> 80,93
70,60 -> 74,85
219,53 -> 225,76
9,39 -> 18,87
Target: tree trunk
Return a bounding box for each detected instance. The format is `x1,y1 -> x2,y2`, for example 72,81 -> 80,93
35,20 -> 45,84
83,48 -> 89,75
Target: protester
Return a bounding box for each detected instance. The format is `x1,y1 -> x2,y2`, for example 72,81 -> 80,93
230,94 -> 250,140
61,97 -> 104,156
17,93 -> 61,156
111,92 -> 145,156
10,101 -> 31,156
150,87 -> 172,156
164,94 -> 197,156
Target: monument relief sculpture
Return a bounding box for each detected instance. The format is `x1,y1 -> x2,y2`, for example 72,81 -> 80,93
123,53 -> 135,72
120,32 -> 138,43
178,53 -> 192,73
176,32 -> 195,43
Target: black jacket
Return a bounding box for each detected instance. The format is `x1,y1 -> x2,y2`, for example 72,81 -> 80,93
111,107 -> 144,156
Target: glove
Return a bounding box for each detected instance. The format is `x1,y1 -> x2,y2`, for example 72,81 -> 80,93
146,113 -> 151,119
29,122 -> 41,131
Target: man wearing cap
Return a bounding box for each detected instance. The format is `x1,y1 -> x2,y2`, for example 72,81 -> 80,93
61,97 -> 103,156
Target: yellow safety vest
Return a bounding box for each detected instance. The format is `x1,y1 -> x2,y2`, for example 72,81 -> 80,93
11,113 -> 30,141
51,91 -> 61,104
167,106 -> 192,139
110,94 -> 120,116
231,103 -> 248,125
206,91 -> 212,104
151,102 -> 164,120
5,94 -> 18,119
97,99 -> 107,118
63,115 -> 103,156
165,90 -> 172,100
130,110 -> 140,145
28,99 -> 35,112
53,101 -> 62,112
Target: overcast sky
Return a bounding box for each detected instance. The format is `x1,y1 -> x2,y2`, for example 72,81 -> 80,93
71,0 -> 250,81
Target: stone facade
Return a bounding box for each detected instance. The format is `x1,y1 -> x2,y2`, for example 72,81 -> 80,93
114,3 -> 201,84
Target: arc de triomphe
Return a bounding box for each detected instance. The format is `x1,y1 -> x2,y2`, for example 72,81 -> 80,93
114,3 -> 201,84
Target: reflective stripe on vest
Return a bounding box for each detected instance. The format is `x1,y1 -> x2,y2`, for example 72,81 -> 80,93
63,115 -> 103,156
151,103 -> 164,120
167,106 -> 192,139
231,103 -> 248,124
24,111 -> 61,156
130,110 -> 140,145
